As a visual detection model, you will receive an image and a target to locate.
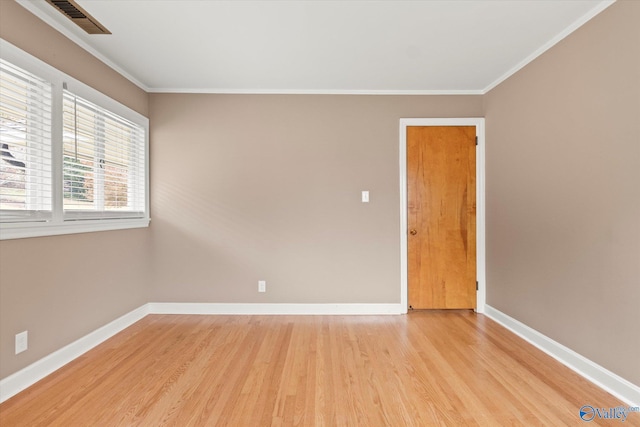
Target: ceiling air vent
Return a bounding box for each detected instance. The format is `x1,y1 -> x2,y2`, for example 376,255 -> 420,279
45,0 -> 111,34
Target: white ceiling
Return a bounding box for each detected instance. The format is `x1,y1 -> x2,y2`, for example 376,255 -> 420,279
17,0 -> 614,94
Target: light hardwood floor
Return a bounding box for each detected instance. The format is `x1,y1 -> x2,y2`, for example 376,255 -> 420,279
0,312 -> 636,426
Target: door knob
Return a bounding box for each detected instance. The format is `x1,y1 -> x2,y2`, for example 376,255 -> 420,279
409,229 -> 417,235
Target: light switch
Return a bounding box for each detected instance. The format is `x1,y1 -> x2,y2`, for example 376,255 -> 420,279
362,191 -> 369,203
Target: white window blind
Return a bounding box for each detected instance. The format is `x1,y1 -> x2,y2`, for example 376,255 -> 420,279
0,59 -> 52,222
63,91 -> 146,220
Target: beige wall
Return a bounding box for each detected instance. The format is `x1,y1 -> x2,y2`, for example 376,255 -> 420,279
149,94 -> 483,303
0,1 -> 151,378
484,0 -> 640,385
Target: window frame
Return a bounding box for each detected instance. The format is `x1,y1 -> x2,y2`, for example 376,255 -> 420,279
0,39 -> 149,240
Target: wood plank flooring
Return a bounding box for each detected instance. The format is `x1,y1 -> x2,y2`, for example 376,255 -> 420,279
0,312 -> 636,426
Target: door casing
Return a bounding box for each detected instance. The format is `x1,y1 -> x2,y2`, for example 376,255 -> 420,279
399,118 -> 486,314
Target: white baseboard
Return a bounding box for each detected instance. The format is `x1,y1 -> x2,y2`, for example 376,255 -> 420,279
484,305 -> 640,407
0,302 -> 401,403
148,302 -> 404,315
16,302 -> 634,408
0,304 -> 149,403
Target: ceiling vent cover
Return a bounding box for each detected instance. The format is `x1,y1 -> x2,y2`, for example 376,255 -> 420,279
45,0 -> 111,34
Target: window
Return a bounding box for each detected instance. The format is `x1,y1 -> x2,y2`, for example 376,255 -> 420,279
62,91 -> 146,219
0,59 -> 52,222
0,40 -> 149,239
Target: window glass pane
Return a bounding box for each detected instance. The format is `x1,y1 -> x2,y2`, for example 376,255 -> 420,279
63,91 -> 145,219
0,59 -> 52,221
62,95 -> 95,211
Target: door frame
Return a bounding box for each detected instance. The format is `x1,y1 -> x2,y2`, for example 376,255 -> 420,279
399,118 -> 486,314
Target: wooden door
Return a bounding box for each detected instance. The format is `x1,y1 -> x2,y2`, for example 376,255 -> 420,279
407,126 -> 476,309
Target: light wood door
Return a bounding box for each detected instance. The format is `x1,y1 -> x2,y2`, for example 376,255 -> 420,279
407,126 -> 476,309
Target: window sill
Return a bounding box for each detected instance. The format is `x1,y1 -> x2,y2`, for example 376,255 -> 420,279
0,217 -> 150,240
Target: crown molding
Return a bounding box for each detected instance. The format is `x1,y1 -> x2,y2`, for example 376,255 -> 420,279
147,88 -> 484,95
482,0 -> 616,94
15,0 -> 616,96
14,0 -> 150,92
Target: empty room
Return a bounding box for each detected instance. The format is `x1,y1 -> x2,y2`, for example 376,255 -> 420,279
0,0 -> 638,425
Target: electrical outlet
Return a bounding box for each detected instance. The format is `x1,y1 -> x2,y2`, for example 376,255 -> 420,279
258,280 -> 266,293
15,331 -> 28,354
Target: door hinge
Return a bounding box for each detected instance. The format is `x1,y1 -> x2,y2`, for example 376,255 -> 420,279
475,136 -> 478,146
476,281 -> 479,290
